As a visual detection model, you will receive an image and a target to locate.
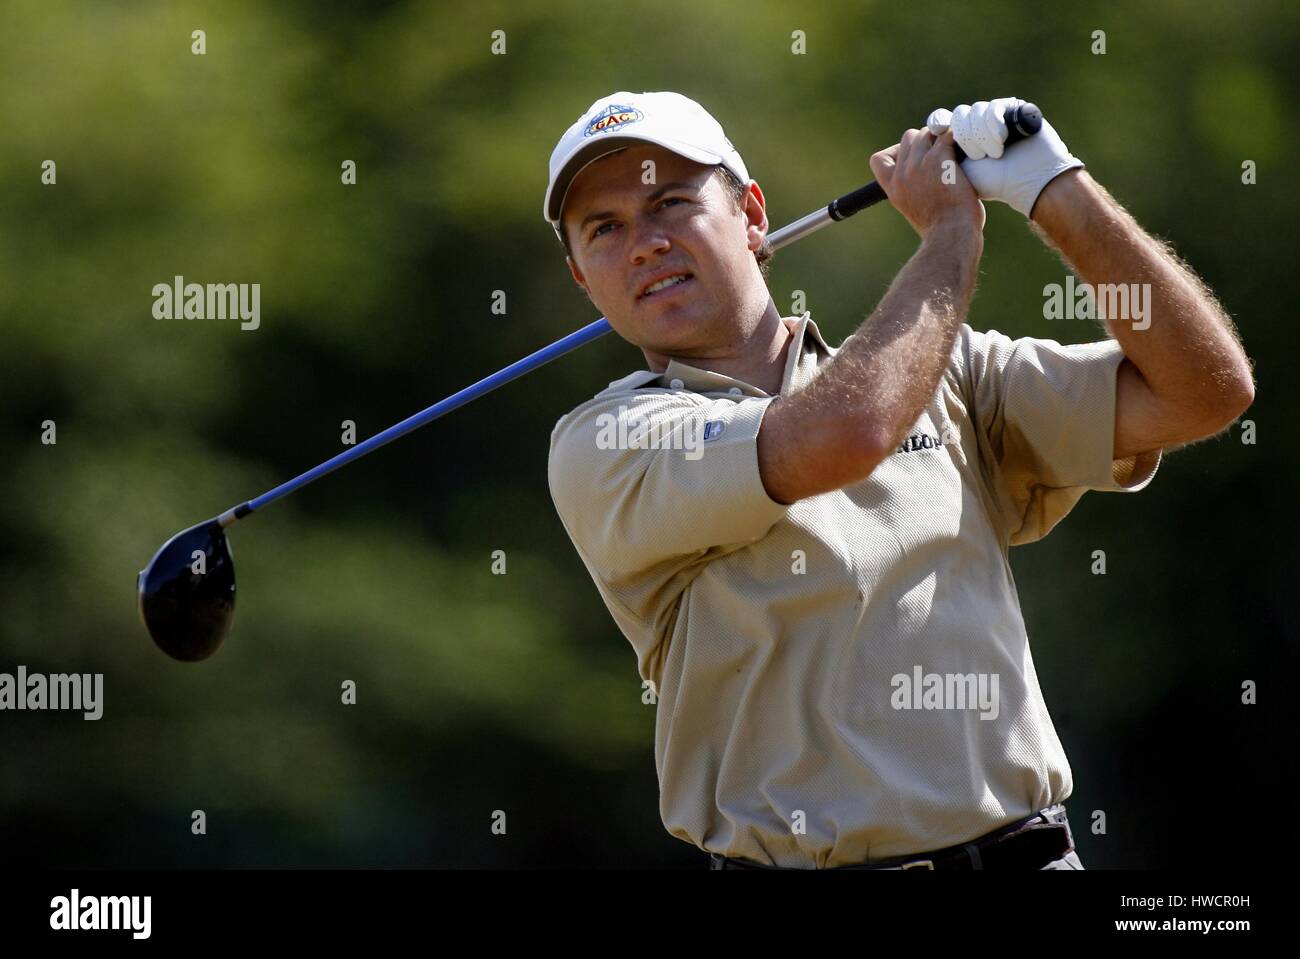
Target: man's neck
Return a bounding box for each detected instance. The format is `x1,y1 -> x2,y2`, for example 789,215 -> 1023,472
643,299 -> 794,396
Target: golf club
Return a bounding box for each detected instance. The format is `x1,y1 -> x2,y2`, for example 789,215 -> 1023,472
137,103 -> 1043,661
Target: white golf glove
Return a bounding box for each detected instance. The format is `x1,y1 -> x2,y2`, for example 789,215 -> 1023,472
926,97 -> 1084,218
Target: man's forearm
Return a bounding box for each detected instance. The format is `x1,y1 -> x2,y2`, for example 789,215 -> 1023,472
817,221 -> 984,454
758,219 -> 983,504
757,126 -> 986,505
1031,170 -> 1254,418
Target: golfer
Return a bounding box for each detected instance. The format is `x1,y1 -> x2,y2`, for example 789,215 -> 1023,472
543,91 -> 1253,869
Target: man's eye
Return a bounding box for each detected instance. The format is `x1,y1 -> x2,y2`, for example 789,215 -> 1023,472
591,199 -> 686,240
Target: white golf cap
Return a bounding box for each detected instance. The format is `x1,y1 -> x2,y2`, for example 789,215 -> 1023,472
543,91 -> 750,241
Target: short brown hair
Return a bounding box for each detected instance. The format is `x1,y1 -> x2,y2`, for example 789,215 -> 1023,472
559,165 -> 774,279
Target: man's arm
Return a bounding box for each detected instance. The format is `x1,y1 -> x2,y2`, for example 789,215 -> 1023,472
1030,170 -> 1256,459
757,129 -> 984,505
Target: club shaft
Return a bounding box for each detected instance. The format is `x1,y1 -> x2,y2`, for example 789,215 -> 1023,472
216,174 -> 901,527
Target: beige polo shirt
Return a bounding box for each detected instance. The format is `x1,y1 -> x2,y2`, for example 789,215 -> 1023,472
547,312 -> 1161,867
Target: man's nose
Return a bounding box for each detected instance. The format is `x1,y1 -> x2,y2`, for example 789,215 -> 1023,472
629,216 -> 672,260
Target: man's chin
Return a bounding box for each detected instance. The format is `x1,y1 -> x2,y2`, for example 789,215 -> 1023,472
639,324 -> 712,363
602,295 -> 722,360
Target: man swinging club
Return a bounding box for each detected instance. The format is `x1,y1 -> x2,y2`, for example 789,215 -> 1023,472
543,91 -> 1254,870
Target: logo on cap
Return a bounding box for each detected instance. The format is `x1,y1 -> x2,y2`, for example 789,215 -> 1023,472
585,104 -> 644,138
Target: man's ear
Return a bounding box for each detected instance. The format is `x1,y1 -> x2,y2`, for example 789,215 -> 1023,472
742,180 -> 770,254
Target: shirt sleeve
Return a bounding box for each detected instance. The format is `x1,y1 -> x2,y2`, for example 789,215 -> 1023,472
548,389 -> 790,675
961,326 -> 1162,545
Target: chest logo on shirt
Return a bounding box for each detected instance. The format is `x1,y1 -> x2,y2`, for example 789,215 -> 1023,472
894,425 -> 958,455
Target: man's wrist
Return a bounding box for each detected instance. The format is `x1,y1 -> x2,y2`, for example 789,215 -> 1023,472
1029,167 -> 1091,227
923,214 -> 985,258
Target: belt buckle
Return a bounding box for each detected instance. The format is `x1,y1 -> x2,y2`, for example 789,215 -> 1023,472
900,859 -> 934,870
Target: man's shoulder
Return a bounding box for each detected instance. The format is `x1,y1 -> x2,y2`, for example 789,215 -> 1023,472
954,324 -> 1125,379
553,371 -> 660,431
548,370 -> 695,454
547,371 -> 712,510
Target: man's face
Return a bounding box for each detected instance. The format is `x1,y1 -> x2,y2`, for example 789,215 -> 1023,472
562,144 -> 769,361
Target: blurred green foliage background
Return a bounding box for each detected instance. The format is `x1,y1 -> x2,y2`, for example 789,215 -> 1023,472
1,0 -> 1295,868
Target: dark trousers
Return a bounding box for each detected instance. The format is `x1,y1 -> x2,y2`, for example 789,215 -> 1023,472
708,803 -> 1080,870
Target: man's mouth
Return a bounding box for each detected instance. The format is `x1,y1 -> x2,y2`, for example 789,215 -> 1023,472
639,273 -> 694,300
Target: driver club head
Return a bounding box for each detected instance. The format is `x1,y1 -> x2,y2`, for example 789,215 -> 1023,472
137,519 -> 236,662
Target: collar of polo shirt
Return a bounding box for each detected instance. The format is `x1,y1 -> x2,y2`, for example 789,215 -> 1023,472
661,362 -> 767,396
640,312 -> 833,396
596,313 -> 834,397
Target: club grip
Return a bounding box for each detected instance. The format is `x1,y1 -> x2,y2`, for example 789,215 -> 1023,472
1002,102 -> 1043,143
828,101 -> 1043,221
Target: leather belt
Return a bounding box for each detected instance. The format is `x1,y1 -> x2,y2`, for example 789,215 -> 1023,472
708,803 -> 1074,871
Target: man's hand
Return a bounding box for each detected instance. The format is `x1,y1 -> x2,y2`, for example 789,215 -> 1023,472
926,97 -> 1084,219
870,128 -> 985,238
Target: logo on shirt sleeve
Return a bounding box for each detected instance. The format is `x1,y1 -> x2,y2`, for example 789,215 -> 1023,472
593,406 -> 713,460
